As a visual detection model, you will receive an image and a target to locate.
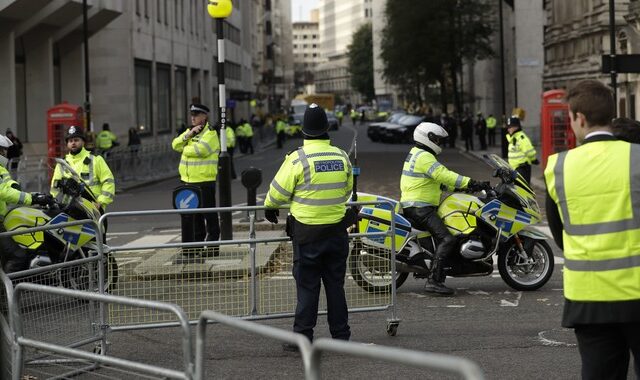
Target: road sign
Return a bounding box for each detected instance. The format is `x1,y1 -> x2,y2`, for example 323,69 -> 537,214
601,54 -> 640,73
173,186 -> 201,209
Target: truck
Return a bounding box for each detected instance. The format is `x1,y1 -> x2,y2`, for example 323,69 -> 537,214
292,93 -> 335,112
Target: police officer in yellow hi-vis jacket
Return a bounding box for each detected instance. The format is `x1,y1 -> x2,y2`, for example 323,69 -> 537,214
172,104 -> 221,255
264,104 -> 353,350
544,80 -> 640,379
51,126 -> 115,212
401,122 -> 490,296
506,116 -> 538,184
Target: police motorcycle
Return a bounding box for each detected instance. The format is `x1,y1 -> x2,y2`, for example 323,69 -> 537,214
350,154 -> 553,293
1,158 -> 117,291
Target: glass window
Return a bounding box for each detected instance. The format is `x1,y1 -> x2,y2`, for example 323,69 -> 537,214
175,67 -> 187,131
135,60 -> 152,133
157,64 -> 172,133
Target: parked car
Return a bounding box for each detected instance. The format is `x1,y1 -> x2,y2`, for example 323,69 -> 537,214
326,111 -> 340,131
367,111 -> 406,142
380,114 -> 426,143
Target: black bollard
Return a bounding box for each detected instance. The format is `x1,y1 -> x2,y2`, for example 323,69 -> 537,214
240,167 -> 262,222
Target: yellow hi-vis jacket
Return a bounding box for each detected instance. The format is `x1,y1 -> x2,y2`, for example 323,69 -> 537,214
545,140 -> 640,302
264,139 -> 353,225
0,166 -> 31,218
172,122 -> 220,183
96,130 -> 117,150
225,127 -> 236,148
276,120 -> 286,133
242,123 -> 254,138
400,147 -> 470,208
506,130 -> 536,169
51,148 -> 116,207
486,116 -> 497,129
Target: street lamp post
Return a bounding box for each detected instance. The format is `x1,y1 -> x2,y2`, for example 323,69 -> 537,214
498,0 -> 508,158
83,0 -> 91,132
208,0 -> 233,240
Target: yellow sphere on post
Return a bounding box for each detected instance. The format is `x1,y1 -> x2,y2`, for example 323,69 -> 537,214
207,0 -> 233,18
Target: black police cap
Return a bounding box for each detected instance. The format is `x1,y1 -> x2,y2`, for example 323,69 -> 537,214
507,116 -> 521,127
65,125 -> 86,141
302,103 -> 328,137
190,103 -> 210,114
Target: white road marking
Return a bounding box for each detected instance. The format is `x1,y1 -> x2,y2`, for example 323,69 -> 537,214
107,231 -> 140,236
537,330 -> 577,347
467,290 -> 490,295
121,234 -> 178,248
500,291 -> 522,307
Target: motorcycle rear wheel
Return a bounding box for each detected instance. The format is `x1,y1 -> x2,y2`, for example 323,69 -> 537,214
498,239 -> 554,291
63,253 -> 118,292
349,242 -> 409,294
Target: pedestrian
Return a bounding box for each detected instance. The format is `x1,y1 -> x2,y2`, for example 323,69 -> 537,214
96,123 -> 118,157
171,103 -> 221,260
447,113 -> 458,148
50,125 -> 115,214
400,122 -> 489,295
360,108 -> 366,125
224,124 -> 237,180
128,127 -> 141,167
5,129 -> 22,172
544,79 -> 640,380
236,119 -> 247,153
276,116 -> 286,149
506,116 -> 538,184
486,114 -> 497,146
264,103 -> 354,350
350,108 -> 359,125
336,108 -> 343,126
475,112 -> 487,150
461,112 -> 474,152
243,119 -> 254,154
0,134 -> 51,272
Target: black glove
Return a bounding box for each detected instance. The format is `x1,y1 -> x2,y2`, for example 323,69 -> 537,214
531,159 -> 540,165
264,209 -> 279,224
31,192 -> 53,206
467,179 -> 491,192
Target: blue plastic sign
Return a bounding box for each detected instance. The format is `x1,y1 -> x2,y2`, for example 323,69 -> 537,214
174,189 -> 200,209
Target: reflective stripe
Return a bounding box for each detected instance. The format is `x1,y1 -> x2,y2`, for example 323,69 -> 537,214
271,179 -> 292,198
103,178 -> 115,184
101,191 -> 115,199
295,181 -> 348,191
455,175 -> 464,188
408,150 -> 423,173
194,144 -> 201,156
401,201 -> 435,208
565,254 -> 640,272
179,159 -> 219,166
88,156 -> 95,185
291,151 -> 344,165
18,192 -> 26,204
555,144 -> 640,235
292,195 -> 349,206
198,141 -> 215,155
401,170 -> 429,178
425,162 -> 441,178
296,148 -> 311,184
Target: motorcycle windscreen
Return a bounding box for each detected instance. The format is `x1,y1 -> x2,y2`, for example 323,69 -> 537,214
358,207 -> 411,251
476,199 -> 538,240
438,193 -> 483,235
3,207 -> 48,249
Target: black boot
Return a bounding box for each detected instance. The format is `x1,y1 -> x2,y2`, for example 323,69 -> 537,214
424,258 -> 454,296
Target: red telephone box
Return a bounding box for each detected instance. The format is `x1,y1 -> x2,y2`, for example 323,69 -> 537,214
47,102 -> 84,158
541,90 -> 576,168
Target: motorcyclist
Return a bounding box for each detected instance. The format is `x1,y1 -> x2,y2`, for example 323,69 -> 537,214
400,122 -> 490,295
0,134 -> 52,272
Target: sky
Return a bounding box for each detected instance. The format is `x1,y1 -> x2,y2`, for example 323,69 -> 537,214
291,0 -> 319,22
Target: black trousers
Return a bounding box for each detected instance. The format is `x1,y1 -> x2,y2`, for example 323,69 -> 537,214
403,206 -> 456,260
488,129 -> 496,146
246,137 -> 254,154
292,233 -> 350,342
574,323 -> 640,380
463,135 -> 474,151
477,132 -> 487,150
181,181 -> 220,243
277,131 -> 285,149
515,164 -> 532,184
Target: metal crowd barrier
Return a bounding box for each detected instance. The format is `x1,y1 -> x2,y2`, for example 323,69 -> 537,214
103,136 -> 179,185
99,202 -> 399,332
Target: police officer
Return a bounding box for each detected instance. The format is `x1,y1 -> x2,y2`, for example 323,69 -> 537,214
264,103 -> 353,349
224,123 -> 237,180
401,122 -> 490,295
545,80 -> 640,380
95,123 -> 118,156
0,134 -> 51,272
275,116 -> 287,149
506,116 -> 538,183
486,113 -> 497,146
171,104 -> 221,258
51,126 -> 116,212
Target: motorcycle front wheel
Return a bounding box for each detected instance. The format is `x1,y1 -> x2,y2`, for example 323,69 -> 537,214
498,239 -> 554,291
349,241 -> 409,294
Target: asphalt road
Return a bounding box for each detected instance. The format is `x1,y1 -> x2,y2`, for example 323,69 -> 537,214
21,119 -> 637,379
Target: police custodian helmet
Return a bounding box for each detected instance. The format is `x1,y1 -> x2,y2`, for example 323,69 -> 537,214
65,125 -> 85,141
302,103 -> 329,137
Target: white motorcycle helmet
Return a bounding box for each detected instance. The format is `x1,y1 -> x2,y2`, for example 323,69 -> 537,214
0,134 -> 13,168
413,122 -> 448,155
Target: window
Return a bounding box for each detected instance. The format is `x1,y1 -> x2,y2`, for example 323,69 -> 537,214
157,64 -> 172,133
175,67 -> 187,129
135,60 -> 152,133
225,61 -> 242,80
266,21 -> 272,35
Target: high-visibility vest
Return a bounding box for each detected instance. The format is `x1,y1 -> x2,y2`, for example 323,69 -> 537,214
486,116 -> 497,129
400,146 -> 470,208
506,130 -> 536,168
276,120 -> 286,133
171,122 -> 220,183
243,123 -> 254,138
225,127 -> 235,148
96,130 -> 117,149
0,166 -> 31,217
50,148 -> 116,207
264,139 -> 353,225
544,140 -> 640,302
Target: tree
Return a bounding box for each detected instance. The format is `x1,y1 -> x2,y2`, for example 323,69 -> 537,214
347,23 -> 375,102
380,0 -> 495,112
